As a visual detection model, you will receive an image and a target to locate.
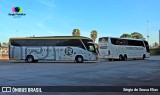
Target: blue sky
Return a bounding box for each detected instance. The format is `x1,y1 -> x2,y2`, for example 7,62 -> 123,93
0,0 -> 160,44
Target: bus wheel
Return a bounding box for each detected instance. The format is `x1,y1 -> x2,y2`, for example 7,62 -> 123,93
75,55 -> 83,63
143,54 -> 146,60
119,55 -> 123,61
123,55 -> 127,61
26,55 -> 34,63
109,59 -> 114,61
108,59 -> 112,61
34,60 -> 39,63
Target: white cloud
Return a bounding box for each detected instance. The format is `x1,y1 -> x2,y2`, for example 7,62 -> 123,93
36,14 -> 52,29
39,0 -> 56,8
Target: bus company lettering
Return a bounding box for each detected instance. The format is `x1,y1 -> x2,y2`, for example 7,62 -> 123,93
126,47 -> 143,50
27,48 -> 63,52
65,47 -> 73,55
55,49 -> 63,52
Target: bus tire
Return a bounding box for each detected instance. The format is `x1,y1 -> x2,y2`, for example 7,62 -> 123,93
26,55 -> 34,63
119,55 -> 123,61
108,59 -> 112,61
34,60 -> 39,63
123,55 -> 127,61
109,59 -> 114,61
75,55 -> 83,63
143,54 -> 146,60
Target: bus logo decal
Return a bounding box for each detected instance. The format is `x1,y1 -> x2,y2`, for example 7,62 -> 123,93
65,47 -> 73,56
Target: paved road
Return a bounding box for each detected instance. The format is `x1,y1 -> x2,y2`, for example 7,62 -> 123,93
0,56 -> 160,95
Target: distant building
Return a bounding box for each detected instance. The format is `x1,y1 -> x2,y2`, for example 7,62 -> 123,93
0,46 -> 9,59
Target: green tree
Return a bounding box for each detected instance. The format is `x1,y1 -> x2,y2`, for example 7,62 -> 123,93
90,30 -> 98,43
72,29 -> 80,36
120,33 -> 131,38
131,32 -> 145,39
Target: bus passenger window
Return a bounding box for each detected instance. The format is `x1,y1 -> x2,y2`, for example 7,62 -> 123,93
116,40 -> 124,45
89,46 -> 94,52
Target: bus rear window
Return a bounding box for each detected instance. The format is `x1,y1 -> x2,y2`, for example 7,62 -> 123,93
99,37 -> 108,43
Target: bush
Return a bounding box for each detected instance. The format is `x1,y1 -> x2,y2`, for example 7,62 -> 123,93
150,46 -> 160,55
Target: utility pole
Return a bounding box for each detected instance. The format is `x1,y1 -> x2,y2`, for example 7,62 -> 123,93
147,21 -> 149,43
159,30 -> 160,46
0,39 -> 1,59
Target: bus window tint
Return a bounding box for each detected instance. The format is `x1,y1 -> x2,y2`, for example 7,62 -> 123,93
111,38 -> 117,45
68,39 -> 84,49
88,44 -> 96,53
116,39 -> 125,45
10,40 -> 19,46
56,39 -> 67,46
144,41 -> 150,52
89,45 -> 94,52
82,39 -> 96,53
34,39 -> 45,46
136,41 -> 144,47
56,39 -> 85,49
11,39 -> 25,46
127,40 -> 144,46
44,39 -> 57,46
111,38 -> 125,45
99,37 -> 108,43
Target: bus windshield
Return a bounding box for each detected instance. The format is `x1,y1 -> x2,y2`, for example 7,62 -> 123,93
144,41 -> 150,53
86,43 -> 97,54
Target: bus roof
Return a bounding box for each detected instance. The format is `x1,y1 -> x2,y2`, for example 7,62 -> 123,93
10,36 -> 92,40
99,37 -> 146,41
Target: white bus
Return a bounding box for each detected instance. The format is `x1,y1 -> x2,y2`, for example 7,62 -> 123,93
9,36 -> 98,63
98,37 -> 150,61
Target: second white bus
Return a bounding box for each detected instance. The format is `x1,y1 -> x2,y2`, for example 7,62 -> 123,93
98,37 -> 150,61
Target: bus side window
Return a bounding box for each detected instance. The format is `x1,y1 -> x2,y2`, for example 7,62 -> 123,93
111,38 -> 117,45
116,39 -> 125,45
137,41 -> 144,47
89,45 -> 94,52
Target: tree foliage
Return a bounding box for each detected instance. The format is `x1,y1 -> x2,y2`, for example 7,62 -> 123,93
120,32 -> 145,39
72,29 -> 80,36
120,33 -> 131,38
131,32 -> 145,39
90,30 -> 98,43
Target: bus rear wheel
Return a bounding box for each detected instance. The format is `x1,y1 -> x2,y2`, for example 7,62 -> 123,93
34,60 -> 39,63
123,55 -> 127,61
109,59 -> 114,61
75,55 -> 83,63
119,55 -> 123,61
143,54 -> 146,60
26,55 -> 34,63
